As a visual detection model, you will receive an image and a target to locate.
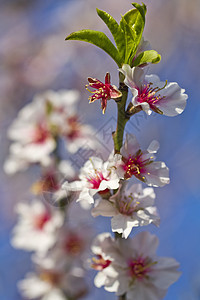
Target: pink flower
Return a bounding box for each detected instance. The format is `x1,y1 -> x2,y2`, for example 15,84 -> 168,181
86,72 -> 122,114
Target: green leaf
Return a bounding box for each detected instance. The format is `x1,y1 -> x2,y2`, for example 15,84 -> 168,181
119,3 -> 147,65
121,8 -> 138,27
133,50 -> 161,66
132,2 -> 146,23
65,29 -> 122,67
130,3 -> 146,52
120,17 -> 136,65
96,8 -> 125,60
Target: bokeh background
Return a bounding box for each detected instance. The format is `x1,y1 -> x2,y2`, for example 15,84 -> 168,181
1,0 -> 200,299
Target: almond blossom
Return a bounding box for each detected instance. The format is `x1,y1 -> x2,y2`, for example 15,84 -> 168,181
90,232 -> 118,289
86,72 -> 122,114
11,199 -> 64,254
119,133 -> 170,187
4,89 -> 97,174
33,89 -> 97,153
62,154 -> 122,205
92,183 -> 159,238
34,224 -> 94,268
18,263 -> 88,300
120,64 -> 188,116
31,159 -> 77,206
91,231 -> 181,300
4,99 -> 56,174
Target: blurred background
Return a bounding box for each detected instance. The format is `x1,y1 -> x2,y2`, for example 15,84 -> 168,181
1,0 -> 200,299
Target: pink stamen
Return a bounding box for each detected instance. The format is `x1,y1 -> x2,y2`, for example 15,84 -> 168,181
86,171 -> 107,189
128,257 -> 151,281
86,73 -> 121,114
137,83 -> 164,110
123,150 -> 153,181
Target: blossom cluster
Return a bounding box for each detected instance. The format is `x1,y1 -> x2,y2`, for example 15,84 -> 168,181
13,198 -> 91,300
63,132 -> 168,239
4,89 -> 96,174
91,231 -> 180,299
6,90 -> 98,300
5,3 -> 189,300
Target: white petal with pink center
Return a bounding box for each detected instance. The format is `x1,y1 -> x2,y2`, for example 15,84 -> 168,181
92,183 -> 159,238
11,199 -> 64,254
34,224 -> 94,268
120,64 -> 188,116
92,231 -> 180,299
4,98 -> 55,173
4,88 -> 97,173
119,133 -> 169,187
62,156 -> 121,204
91,233 -> 120,289
37,90 -> 97,154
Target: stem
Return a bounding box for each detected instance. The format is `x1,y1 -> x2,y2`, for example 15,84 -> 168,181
112,72 -> 129,300
112,72 -> 129,153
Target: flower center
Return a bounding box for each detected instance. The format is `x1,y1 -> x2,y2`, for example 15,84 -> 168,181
128,257 -> 154,281
64,234 -> 83,255
40,271 -> 61,286
118,194 -> 139,216
34,212 -> 51,230
87,83 -> 111,102
32,123 -> 50,144
137,81 -> 167,112
91,255 -> 111,271
123,150 -> 153,181
66,116 -> 81,140
42,173 -> 60,191
86,170 -> 107,189
31,173 -> 60,195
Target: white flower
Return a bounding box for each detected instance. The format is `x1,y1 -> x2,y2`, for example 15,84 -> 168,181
35,89 -> 80,116
120,64 -> 188,116
92,183 -> 159,238
4,98 -> 56,173
20,244 -> 88,300
11,199 -> 64,254
31,159 -> 77,206
4,89 -> 97,173
119,133 -> 170,187
39,89 -> 97,154
34,224 -> 93,268
92,231 -> 181,300
62,154 -> 121,205
18,265 -> 87,300
90,233 -> 119,289
62,121 -> 97,154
